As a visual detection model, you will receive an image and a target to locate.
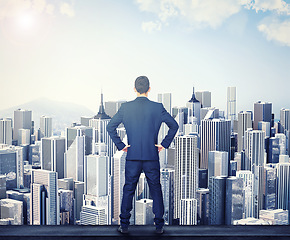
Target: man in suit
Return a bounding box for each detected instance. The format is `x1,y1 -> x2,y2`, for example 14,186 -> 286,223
107,76 -> 178,234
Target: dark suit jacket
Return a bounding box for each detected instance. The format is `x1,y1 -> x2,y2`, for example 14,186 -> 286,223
107,96 -> 179,161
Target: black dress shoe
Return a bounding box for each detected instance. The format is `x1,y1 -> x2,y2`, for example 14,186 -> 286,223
155,227 -> 164,234
117,226 -> 129,234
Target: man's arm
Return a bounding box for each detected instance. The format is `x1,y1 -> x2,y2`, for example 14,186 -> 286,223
160,104 -> 179,148
106,105 -> 126,151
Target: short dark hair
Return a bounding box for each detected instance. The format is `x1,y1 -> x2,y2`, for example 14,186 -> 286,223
135,76 -> 150,94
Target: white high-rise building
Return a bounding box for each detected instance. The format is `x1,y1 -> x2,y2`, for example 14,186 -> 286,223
84,154 -> 108,196
18,129 -> 30,145
0,198 -> 23,225
227,87 -> 236,120
41,137 -> 66,179
174,134 -> 199,220
237,111 -> 252,152
277,163 -> 290,211
104,100 -> 126,118
200,119 -> 231,169
237,170 -> 254,218
80,205 -> 107,225
259,209 -> 289,225
135,199 -> 154,225
0,118 -> 12,145
13,109 -> 32,142
186,87 -> 201,125
195,91 -> 211,108
275,133 -> 287,155
31,169 -> 59,225
40,116 -> 52,138
112,150 -> 126,224
280,109 -> 290,133
64,135 -> 85,182
180,198 -> 197,225
208,151 -> 228,182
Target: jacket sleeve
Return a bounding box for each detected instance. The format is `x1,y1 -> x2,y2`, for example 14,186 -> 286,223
106,104 -> 126,151
160,104 -> 179,148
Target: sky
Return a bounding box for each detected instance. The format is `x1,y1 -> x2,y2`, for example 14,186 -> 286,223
0,0 -> 290,117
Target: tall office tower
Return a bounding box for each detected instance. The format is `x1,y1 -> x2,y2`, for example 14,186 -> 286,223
198,169 -> 208,188
135,199 -> 154,225
80,205 -> 107,225
58,189 -> 74,225
277,163 -> 290,212
6,145 -> 24,188
80,116 -> 92,127
161,168 -> 174,225
0,118 -> 12,145
172,107 -> 186,135
41,137 -> 66,179
184,123 -> 199,135
18,129 -> 31,145
40,116 -> 52,138
268,137 -> 281,163
280,109 -> 290,133
13,109 -> 32,142
81,194 -> 110,225
208,151 -> 228,182
263,166 -> 277,210
225,177 -> 243,225
58,178 -> 84,221
236,170 -> 254,218
196,188 -> 209,225
259,209 -> 289,225
229,160 -> 237,176
234,152 -> 243,171
208,176 -> 226,225
195,91 -> 211,108
158,93 -> 172,168
0,198 -> 23,225
237,111 -> 252,152
227,87 -> 236,121
275,133 -> 287,155
258,121 -> 271,138
112,150 -> 126,224
244,129 -> 265,170
186,87 -> 201,125
200,119 -> 231,169
200,107 -> 219,121
29,144 -> 40,165
0,175 -> 6,199
105,100 -> 126,118
0,149 -> 17,189
136,173 -> 150,201
6,189 -> 30,225
230,133 -> 238,160
66,125 -> 93,156
174,134 -> 199,220
31,169 -> 59,225
253,101 -> 272,130
180,198 -> 197,225
84,154 -> 108,196
64,134 -> 85,182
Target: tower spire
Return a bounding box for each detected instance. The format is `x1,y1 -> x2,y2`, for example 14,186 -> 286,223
93,91 -> 111,119
188,86 -> 199,103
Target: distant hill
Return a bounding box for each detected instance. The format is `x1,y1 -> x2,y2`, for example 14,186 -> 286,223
0,98 -> 95,134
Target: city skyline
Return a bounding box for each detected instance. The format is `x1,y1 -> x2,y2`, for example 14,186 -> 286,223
1,0 -> 290,116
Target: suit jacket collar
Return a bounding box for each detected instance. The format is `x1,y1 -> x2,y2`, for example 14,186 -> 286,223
134,96 -> 149,101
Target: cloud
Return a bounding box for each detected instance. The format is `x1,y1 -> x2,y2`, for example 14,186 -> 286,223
142,21 -> 162,33
60,2 -> 74,17
0,0 -> 74,20
249,0 -> 290,14
258,19 -> 290,46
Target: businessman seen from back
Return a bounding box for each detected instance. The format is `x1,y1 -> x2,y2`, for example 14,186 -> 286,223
107,76 -> 178,234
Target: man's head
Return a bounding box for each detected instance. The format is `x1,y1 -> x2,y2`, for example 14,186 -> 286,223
134,76 -> 150,95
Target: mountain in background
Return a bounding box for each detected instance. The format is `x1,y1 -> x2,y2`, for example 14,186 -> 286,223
0,98 -> 95,135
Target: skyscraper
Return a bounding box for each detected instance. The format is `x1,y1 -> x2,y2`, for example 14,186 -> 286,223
0,118 -> 12,145
277,162 -> 290,212
208,151 -> 228,182
180,198 -> 197,225
31,169 -> 59,225
225,177 -> 243,225
280,108 -> 290,134
263,166 -> 277,210
41,137 -> 66,179
0,198 -> 23,225
174,134 -> 199,220
186,87 -> 201,125
18,129 -> 30,145
40,116 -> 52,138
135,199 -> 154,225
0,149 -> 17,189
237,111 -> 252,152
253,101 -> 272,130
227,87 -> 236,121
160,168 -> 174,225
13,109 -> 32,142
200,119 -> 231,169
196,188 -> 209,225
195,91 -> 211,108
104,100 -> 126,118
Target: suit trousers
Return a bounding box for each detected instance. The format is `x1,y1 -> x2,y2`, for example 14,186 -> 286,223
120,160 -> 164,228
